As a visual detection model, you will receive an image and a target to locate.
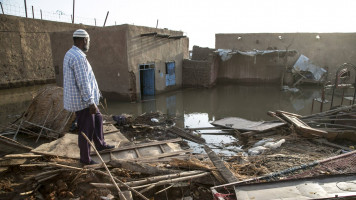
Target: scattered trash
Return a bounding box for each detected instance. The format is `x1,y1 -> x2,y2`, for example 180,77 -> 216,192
151,118 -> 159,123
281,85 -> 299,92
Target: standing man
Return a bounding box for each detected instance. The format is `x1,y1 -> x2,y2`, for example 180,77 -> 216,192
63,29 -> 114,165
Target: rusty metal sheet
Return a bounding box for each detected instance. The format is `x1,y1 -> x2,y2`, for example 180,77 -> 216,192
234,175 -> 356,200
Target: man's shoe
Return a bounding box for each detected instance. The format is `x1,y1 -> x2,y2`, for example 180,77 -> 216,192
80,159 -> 98,165
89,160 -> 98,165
102,144 -> 115,150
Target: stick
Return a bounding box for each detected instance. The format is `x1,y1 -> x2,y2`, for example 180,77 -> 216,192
139,172 -> 211,193
122,170 -> 204,187
155,184 -> 173,195
5,153 -> 43,158
80,132 -> 127,200
37,173 -> 59,183
92,172 -> 211,192
90,166 -> 150,200
35,169 -> 67,180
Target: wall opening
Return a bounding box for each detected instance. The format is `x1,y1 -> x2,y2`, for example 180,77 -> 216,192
139,63 -> 155,100
165,61 -> 176,86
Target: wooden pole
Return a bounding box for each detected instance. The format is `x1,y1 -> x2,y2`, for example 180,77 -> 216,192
0,2 -> 4,14
24,0 -> 27,18
103,11 -> 109,27
94,18 -> 96,26
40,9 -> 42,20
91,169 -> 149,200
156,19 -> 158,28
72,0 -> 75,23
31,6 -> 34,19
80,132 -> 127,200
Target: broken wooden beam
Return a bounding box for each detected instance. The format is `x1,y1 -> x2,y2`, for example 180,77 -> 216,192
276,111 -> 327,137
168,126 -> 205,144
203,145 -> 238,183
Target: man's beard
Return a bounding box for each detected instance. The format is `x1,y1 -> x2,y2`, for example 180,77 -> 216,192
83,44 -> 89,52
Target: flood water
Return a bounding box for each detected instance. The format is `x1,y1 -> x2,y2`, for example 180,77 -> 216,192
1,83 -> 333,153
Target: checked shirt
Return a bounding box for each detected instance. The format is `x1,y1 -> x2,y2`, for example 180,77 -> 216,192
63,45 -> 100,112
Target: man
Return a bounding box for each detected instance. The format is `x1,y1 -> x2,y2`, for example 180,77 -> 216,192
63,29 -> 114,165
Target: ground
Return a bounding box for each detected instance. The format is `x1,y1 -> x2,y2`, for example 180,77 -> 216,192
0,112 -> 355,200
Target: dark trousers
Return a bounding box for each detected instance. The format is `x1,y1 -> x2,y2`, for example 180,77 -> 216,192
75,107 -> 107,163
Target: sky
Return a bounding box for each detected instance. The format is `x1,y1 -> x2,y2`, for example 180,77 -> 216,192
2,0 -> 356,49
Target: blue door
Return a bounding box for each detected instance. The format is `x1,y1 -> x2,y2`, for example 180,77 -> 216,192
166,62 -> 176,86
140,68 -> 155,96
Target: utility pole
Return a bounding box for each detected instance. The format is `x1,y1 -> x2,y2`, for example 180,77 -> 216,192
72,0 -> 75,23
24,0 -> 27,18
103,11 -> 109,27
0,2 -> 4,14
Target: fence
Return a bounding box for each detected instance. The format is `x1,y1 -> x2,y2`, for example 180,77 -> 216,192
0,2 -> 106,26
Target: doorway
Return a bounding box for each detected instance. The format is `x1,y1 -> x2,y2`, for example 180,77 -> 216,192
139,64 -> 155,99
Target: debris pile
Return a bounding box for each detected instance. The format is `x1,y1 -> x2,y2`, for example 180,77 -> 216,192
1,86 -> 356,199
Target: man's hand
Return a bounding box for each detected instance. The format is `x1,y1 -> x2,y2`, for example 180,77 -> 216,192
89,104 -> 98,114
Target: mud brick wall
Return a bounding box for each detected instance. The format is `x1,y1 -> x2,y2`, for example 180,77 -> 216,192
183,59 -> 216,87
216,33 -> 356,80
191,45 -> 216,61
0,15 -> 88,88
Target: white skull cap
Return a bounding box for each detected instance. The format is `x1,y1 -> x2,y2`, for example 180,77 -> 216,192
73,29 -> 89,38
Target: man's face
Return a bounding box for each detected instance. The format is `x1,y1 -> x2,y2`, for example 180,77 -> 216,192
83,37 -> 90,52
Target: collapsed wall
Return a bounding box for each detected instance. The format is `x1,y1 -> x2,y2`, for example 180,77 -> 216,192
183,46 -> 219,87
216,33 -> 356,80
0,15 -> 88,89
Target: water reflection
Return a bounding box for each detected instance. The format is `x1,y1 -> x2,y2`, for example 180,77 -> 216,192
0,85 -> 51,127
106,84 -> 325,124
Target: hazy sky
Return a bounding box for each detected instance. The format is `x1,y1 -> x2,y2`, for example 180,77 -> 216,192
2,0 -> 356,49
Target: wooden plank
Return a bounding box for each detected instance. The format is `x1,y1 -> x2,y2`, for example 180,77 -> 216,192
185,127 -> 232,131
204,145 -> 238,183
212,117 -> 284,132
91,138 -> 182,155
168,126 -> 205,144
277,112 -> 327,137
5,153 -> 43,158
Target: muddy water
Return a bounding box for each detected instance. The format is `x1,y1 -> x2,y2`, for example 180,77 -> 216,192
107,84 -> 325,123
106,84 -> 328,154
1,84 -> 329,153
